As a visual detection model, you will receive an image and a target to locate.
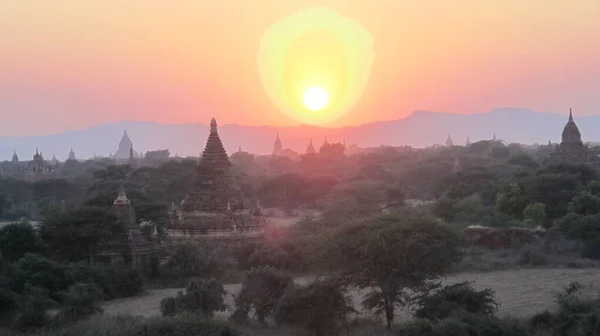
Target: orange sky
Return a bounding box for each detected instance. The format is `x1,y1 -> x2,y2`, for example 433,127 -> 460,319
1,0 -> 600,136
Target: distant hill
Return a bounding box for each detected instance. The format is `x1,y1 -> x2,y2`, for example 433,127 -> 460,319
0,108 -> 595,161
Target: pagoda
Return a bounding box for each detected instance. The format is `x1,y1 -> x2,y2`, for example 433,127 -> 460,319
97,183 -> 156,268
273,132 -> 283,155
547,108 -> 599,166
306,138 -> 316,154
167,118 -> 266,241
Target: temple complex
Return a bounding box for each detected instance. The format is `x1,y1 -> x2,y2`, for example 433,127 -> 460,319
97,184 -> 156,268
445,135 -> 454,147
167,118 -> 267,242
26,149 -> 56,182
11,151 -> 18,163
547,109 -> 599,165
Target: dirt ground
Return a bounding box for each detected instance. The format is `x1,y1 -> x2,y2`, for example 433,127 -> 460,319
101,268 -> 600,321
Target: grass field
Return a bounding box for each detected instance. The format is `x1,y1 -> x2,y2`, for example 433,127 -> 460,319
101,268 -> 600,321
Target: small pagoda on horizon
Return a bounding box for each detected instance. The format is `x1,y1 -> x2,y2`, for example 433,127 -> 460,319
167,118 -> 267,242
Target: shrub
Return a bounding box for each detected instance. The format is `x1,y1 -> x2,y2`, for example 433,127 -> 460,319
549,282 -> 600,335
274,279 -> 355,335
54,283 -> 104,323
92,264 -> 144,300
414,282 -> 498,320
26,313 -> 243,336
248,244 -> 290,270
0,222 -> 44,262
11,286 -> 57,332
160,278 -> 226,317
232,266 -> 293,326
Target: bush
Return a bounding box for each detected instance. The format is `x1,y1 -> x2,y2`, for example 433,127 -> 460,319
232,266 -> 293,326
399,314 -> 528,336
26,313 -> 243,336
93,264 -> 144,300
548,282 -> 600,335
54,283 -> 104,323
248,245 -> 290,270
11,286 -> 57,332
274,279 -> 355,335
161,242 -> 224,281
0,222 -> 44,262
414,282 -> 498,320
160,278 -> 226,317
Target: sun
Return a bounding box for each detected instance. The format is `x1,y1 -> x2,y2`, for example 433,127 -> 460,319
302,86 -> 329,111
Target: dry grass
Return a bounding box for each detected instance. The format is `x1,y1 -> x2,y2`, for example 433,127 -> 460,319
101,268 -> 600,321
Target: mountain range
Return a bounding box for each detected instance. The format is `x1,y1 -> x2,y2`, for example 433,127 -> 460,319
0,108 -> 595,161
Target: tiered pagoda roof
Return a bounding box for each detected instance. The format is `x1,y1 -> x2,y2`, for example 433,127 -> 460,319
180,118 -> 249,212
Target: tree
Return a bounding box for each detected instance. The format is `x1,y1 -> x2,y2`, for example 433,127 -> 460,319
160,278 -> 226,317
413,282 -> 498,320
230,151 -> 255,168
232,266 -> 293,326
495,182 -> 528,218
568,191 -> 600,216
585,180 -> 600,196
163,242 -> 221,279
248,244 -> 290,270
11,254 -> 73,296
38,206 -> 119,262
522,203 -> 548,227
274,279 -> 356,336
320,180 -> 385,225
257,173 -> 306,210
0,222 -> 44,262
55,282 -> 104,322
143,149 -> 171,166
312,211 -> 466,329
0,193 -> 5,217
11,286 -> 57,331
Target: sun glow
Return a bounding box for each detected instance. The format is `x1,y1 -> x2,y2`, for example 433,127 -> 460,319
303,86 -> 329,111
257,7 -> 374,125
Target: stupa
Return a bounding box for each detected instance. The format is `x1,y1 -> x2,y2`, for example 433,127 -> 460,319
167,118 -> 266,241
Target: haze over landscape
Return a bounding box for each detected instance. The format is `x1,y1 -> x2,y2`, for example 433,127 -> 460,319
5,2 -> 600,336
2,0 -> 600,138
1,108 -> 598,160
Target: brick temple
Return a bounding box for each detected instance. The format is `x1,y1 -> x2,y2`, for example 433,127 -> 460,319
97,183 -> 157,268
546,109 -> 600,165
167,118 -> 267,242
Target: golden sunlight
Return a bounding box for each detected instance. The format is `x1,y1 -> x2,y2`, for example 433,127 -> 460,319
303,86 -> 329,111
257,7 -> 374,125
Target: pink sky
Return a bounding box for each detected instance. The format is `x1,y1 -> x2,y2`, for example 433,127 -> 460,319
1,0 -> 600,136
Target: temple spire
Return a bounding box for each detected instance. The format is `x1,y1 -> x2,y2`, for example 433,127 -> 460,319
306,138 -> 316,154
273,132 -> 283,155
210,118 -> 218,133
445,135 -> 454,147
569,108 -> 574,122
